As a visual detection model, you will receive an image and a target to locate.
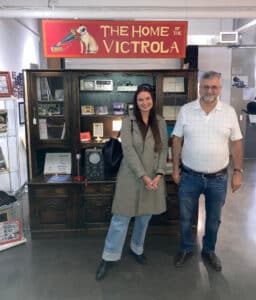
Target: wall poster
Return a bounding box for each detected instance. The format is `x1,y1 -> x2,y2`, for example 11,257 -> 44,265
42,20 -> 187,58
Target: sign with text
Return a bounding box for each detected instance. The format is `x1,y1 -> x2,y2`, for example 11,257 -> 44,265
42,20 -> 187,58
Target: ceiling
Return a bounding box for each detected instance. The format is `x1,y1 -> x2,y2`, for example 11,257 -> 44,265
0,0 -> 256,19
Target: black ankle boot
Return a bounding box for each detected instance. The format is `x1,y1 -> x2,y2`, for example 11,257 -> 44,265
129,249 -> 147,265
95,259 -> 111,281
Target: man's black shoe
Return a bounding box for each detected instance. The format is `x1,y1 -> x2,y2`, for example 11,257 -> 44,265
129,249 -> 147,265
95,259 -> 112,281
201,252 -> 222,272
174,251 -> 193,267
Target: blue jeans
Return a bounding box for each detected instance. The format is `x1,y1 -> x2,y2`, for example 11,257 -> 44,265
178,170 -> 227,254
102,214 -> 152,261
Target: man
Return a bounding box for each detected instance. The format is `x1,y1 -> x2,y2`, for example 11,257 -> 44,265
172,71 -> 243,272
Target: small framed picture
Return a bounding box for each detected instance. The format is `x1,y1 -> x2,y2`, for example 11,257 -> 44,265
0,72 -> 12,97
93,122 -> 104,139
18,102 -> 25,125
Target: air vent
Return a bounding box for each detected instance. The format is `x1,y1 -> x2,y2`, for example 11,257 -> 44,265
219,32 -> 239,44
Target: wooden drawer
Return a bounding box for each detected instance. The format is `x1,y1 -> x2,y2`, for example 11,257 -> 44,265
84,196 -> 112,223
30,186 -> 69,198
28,184 -> 82,229
85,182 -> 115,195
37,197 -> 68,225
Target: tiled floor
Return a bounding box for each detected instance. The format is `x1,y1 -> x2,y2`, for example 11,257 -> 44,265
1,160 -> 256,300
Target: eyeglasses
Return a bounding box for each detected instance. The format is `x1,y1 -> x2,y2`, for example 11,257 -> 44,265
200,85 -> 221,90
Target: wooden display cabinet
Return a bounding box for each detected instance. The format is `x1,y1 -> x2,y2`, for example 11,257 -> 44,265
24,69 -> 198,236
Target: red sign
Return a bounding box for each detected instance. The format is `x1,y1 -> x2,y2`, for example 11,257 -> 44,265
42,20 -> 187,58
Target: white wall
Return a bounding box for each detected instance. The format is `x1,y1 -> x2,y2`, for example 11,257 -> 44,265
0,18 -> 40,72
0,18 -> 40,194
199,47 -> 232,104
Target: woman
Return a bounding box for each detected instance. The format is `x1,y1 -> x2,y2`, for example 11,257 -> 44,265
96,84 -> 168,280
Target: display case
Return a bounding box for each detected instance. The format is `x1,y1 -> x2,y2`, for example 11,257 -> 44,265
24,71 -> 84,235
24,69 -> 198,235
0,97 -> 27,194
78,72 -> 155,141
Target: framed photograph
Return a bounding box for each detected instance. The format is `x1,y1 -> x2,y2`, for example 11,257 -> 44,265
0,110 -> 8,133
0,219 -> 22,245
232,75 -> 248,88
93,122 -> 104,139
0,72 -> 12,97
18,102 -> 25,125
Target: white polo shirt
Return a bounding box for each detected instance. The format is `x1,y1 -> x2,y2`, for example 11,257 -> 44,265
172,99 -> 243,173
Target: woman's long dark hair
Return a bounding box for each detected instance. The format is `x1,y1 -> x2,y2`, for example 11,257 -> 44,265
133,84 -> 162,152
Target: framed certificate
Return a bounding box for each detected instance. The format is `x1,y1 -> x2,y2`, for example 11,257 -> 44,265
43,152 -> 71,174
163,77 -> 185,93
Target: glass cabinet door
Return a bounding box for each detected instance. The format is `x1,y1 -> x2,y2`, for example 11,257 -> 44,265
32,73 -> 67,142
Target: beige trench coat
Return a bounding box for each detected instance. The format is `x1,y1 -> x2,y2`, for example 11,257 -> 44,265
111,114 -> 168,216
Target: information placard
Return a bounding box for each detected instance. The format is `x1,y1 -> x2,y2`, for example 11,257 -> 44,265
43,152 -> 71,175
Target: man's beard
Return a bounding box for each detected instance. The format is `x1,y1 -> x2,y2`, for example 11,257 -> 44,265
201,95 -> 218,103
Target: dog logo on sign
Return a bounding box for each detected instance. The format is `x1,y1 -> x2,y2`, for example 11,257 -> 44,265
76,25 -> 99,54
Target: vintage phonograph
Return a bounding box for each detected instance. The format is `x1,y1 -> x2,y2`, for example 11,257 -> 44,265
51,28 -> 79,53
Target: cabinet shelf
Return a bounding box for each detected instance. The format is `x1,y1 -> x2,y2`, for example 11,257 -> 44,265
81,114 -> 127,118
38,115 -> 64,118
37,100 -> 64,104
34,143 -> 71,149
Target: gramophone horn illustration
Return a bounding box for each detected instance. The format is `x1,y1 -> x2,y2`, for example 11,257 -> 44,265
51,28 -> 79,53
51,25 -> 99,54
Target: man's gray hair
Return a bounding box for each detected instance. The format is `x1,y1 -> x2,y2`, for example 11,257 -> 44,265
201,71 -> 222,80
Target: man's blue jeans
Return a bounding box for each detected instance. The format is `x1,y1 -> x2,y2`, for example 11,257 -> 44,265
102,214 -> 152,261
178,170 -> 228,254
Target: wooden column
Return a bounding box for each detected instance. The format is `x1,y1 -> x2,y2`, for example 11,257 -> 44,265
47,58 -> 65,69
